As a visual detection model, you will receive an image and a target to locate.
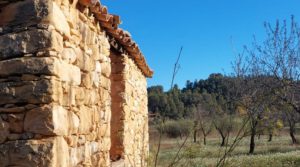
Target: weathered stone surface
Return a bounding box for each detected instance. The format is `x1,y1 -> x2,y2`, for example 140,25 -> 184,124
61,85 -> 76,107
57,61 -> 81,85
78,105 -> 93,134
99,35 -> 110,56
84,89 -> 100,106
21,74 -> 40,81
100,75 -> 111,90
0,0 -> 52,27
97,123 -> 109,138
110,54 -> 149,166
0,57 -> 55,76
0,57 -> 81,84
66,7 -> 79,29
20,132 -> 34,140
24,105 -> 78,136
95,61 -> 102,73
61,47 -> 77,64
0,29 -> 51,60
50,29 -> 64,52
101,61 -> 111,77
81,72 -> 93,89
0,78 -> 62,105
100,89 -> 111,109
76,53 -> 95,72
7,133 -> 22,141
69,111 -> 80,134
0,137 -> 69,167
75,87 -> 86,105
64,135 -> 78,147
0,117 -> 9,144
92,71 -> 100,88
89,44 -> 101,60
8,113 -> 24,133
0,106 -> 26,113
49,2 -> 71,38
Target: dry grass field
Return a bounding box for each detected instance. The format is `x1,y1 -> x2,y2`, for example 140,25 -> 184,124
149,128 -> 300,167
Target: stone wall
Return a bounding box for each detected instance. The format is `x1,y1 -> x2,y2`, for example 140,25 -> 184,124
110,52 -> 148,167
0,0 -> 151,166
122,55 -> 149,167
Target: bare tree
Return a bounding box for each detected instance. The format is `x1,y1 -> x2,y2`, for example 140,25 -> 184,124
281,105 -> 299,144
251,16 -> 300,115
194,104 -> 213,145
231,52 -> 276,154
215,116 -> 250,167
242,16 -> 300,146
213,114 -> 234,147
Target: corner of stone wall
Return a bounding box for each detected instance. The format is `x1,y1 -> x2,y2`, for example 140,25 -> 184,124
0,0 -> 149,166
0,0 -> 112,166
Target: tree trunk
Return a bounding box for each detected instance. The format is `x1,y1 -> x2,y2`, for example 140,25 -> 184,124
249,126 -> 256,154
193,121 -> 199,143
219,130 -> 226,147
221,135 -> 226,147
193,130 -> 197,143
257,134 -> 261,140
290,127 -> 297,144
216,127 -> 226,147
268,134 -> 273,142
203,135 -> 207,145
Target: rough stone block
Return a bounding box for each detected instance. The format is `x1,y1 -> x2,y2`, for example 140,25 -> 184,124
101,62 -> 111,78
49,2 -> 71,38
0,29 -> 51,60
0,0 -> 52,28
100,75 -> 110,90
92,71 -> 101,88
0,106 -> 26,113
99,87 -> 110,103
0,78 -> 62,105
0,117 -> 9,144
75,87 -> 86,105
8,113 -> 24,133
0,57 -> 81,85
0,136 -> 69,167
24,105 -> 79,136
61,84 -> 76,107
84,89 -> 100,105
76,53 -> 95,72
97,123 -> 109,139
81,72 -> 93,89
61,47 -> 77,64
89,44 -> 101,61
78,105 -> 93,134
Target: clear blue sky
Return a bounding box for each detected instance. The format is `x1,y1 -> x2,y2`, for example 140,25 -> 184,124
102,0 -> 300,89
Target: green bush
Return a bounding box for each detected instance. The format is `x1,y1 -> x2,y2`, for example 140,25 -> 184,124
157,120 -> 193,138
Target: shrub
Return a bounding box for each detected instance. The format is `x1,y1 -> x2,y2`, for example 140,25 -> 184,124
157,120 -> 193,138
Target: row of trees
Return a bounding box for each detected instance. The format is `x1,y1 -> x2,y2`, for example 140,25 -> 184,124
148,16 -> 300,154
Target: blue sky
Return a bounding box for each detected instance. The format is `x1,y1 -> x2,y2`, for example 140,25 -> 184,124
102,0 -> 300,89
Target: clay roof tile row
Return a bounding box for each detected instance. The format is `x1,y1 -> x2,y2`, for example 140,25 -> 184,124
78,0 -> 153,78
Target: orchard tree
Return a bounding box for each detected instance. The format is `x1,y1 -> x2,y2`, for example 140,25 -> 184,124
193,93 -> 214,145
231,53 -> 276,154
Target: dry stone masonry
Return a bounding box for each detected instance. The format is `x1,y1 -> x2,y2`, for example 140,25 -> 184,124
0,0 -> 153,166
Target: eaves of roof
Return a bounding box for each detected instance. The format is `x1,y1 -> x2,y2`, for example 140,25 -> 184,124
78,0 -> 154,78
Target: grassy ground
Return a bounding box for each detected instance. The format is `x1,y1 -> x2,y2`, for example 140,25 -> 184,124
149,131 -> 300,167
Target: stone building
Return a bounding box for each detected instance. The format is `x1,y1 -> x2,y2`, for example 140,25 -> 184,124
0,0 -> 153,166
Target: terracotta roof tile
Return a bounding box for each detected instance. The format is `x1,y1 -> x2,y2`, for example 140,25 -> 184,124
79,0 -> 153,78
